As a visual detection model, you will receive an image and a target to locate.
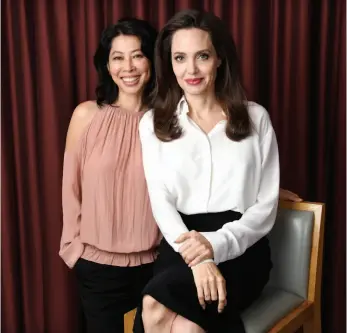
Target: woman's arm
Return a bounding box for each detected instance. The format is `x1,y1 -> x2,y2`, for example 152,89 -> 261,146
201,126 -> 280,265
59,102 -> 96,268
279,188 -> 303,202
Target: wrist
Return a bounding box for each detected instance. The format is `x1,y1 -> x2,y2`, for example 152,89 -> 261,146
190,258 -> 214,269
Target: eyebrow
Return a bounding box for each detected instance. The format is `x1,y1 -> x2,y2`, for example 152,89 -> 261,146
110,49 -> 142,56
172,49 -> 211,55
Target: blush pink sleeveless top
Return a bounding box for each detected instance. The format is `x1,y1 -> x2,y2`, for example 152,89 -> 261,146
59,105 -> 161,268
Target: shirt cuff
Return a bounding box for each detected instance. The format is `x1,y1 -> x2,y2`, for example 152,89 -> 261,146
59,238 -> 84,269
200,231 -> 227,265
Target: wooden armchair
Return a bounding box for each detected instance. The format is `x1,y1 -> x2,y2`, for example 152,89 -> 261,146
124,201 -> 325,333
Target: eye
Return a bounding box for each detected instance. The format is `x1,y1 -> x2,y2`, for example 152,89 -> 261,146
133,54 -> 144,59
198,53 -> 209,60
112,56 -> 123,61
174,55 -> 184,62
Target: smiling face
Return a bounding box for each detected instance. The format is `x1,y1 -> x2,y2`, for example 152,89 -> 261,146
107,34 -> 151,97
171,28 -> 220,98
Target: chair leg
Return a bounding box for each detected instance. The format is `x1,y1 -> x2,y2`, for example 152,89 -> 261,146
313,310 -> 322,333
302,319 -> 313,333
124,309 -> 137,333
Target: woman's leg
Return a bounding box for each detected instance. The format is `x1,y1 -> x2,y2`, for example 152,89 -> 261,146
142,296 -> 206,333
171,315 -> 206,333
75,259 -> 151,333
142,296 -> 177,333
75,259 -> 123,332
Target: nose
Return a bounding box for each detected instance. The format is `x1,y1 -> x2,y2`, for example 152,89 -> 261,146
124,58 -> 135,71
187,59 -> 198,74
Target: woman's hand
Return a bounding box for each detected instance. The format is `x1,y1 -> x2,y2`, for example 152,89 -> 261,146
279,188 -> 303,202
175,230 -> 214,267
191,262 -> 227,313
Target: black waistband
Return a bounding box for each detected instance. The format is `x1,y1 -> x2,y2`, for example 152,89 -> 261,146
178,210 -> 242,233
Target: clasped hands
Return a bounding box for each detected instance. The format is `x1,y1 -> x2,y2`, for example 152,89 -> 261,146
175,231 -> 227,313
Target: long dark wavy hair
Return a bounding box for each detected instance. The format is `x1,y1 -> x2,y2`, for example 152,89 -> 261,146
93,18 -> 158,108
152,9 -> 251,142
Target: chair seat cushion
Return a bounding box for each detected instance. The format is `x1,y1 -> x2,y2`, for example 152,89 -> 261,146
241,286 -> 304,333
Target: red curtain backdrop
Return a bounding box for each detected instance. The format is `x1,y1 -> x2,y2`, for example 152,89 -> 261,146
2,0 -> 345,332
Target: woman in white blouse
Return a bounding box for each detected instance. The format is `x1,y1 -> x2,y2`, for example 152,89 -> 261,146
134,9 -> 280,333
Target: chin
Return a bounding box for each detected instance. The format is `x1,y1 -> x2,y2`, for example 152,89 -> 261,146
185,88 -> 208,96
119,84 -> 145,95
182,83 -> 208,95
123,86 -> 143,94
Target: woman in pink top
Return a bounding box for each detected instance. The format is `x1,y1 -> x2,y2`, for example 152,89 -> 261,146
59,18 -> 161,333
59,15 -> 302,333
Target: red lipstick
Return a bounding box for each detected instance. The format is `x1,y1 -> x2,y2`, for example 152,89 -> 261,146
185,78 -> 203,85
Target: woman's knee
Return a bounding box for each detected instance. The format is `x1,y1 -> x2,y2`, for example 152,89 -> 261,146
142,295 -> 173,326
142,295 -> 162,313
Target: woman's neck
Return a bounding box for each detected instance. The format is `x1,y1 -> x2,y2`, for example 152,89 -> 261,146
184,93 -> 222,118
115,93 -> 145,113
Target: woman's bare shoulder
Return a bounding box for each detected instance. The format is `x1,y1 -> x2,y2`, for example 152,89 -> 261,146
65,100 -> 99,151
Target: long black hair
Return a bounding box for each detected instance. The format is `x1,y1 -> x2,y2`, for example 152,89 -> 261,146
93,18 -> 158,107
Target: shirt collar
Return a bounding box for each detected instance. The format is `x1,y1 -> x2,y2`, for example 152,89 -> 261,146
177,95 -> 189,116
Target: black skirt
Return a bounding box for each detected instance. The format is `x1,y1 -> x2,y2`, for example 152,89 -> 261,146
133,210 -> 272,333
